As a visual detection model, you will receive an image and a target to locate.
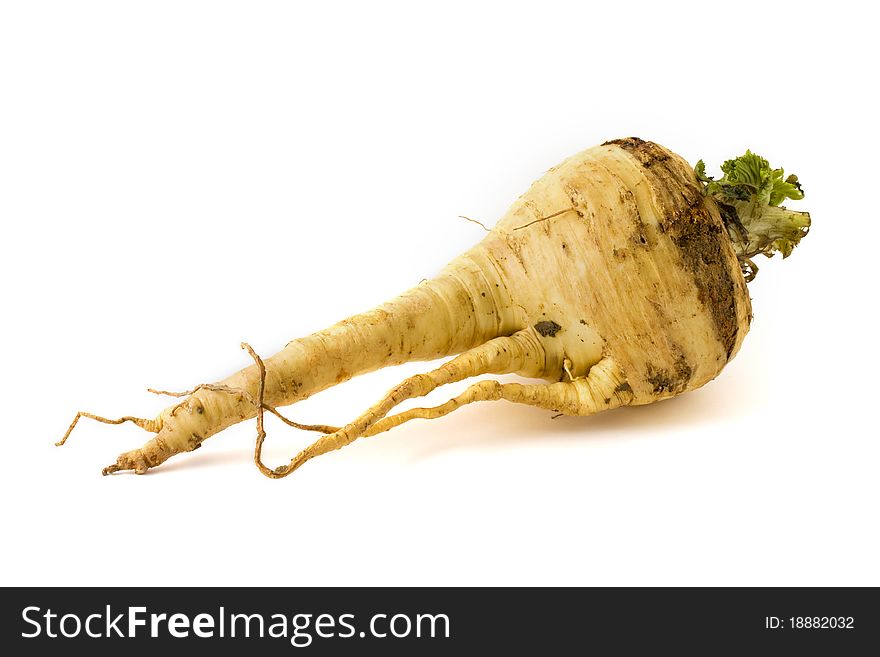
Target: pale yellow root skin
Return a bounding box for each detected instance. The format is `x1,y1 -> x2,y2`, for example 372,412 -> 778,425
63,138 -> 751,477
363,356 -> 633,438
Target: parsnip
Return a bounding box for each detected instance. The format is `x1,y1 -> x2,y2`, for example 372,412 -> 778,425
59,138 -> 810,477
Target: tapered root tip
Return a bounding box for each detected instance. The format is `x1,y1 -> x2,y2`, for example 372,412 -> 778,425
101,448 -> 154,476
101,463 -> 149,475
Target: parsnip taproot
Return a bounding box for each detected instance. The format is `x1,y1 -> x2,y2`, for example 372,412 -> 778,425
59,138 -> 810,477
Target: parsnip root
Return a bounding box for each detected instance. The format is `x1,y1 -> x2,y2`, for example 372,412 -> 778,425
57,138 -> 810,478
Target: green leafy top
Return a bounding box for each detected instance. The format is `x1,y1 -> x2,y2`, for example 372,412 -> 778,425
695,150 -> 810,280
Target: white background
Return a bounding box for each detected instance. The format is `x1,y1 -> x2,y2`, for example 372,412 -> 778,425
1,1 -> 877,586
